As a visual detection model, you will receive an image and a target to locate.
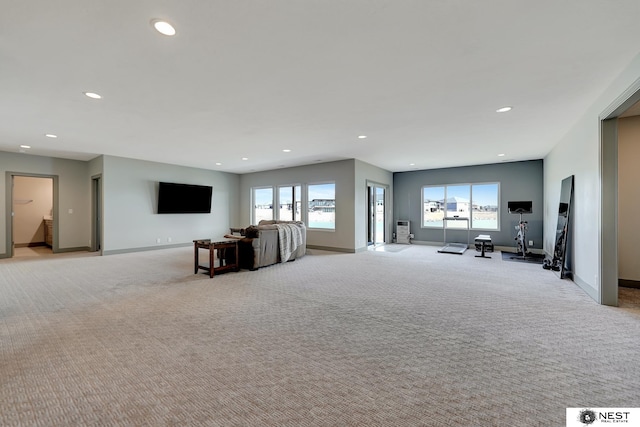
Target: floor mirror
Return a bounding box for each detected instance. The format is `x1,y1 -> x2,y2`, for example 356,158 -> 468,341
552,175 -> 574,279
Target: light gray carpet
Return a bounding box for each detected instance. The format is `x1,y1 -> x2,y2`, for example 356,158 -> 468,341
1,245 -> 639,426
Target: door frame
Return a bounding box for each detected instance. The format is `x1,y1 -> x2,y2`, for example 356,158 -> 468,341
91,174 -> 102,253
366,180 -> 389,246
4,172 -> 59,258
599,76 -> 640,305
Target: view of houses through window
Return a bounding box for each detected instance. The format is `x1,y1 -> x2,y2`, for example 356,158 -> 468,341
253,187 -> 273,223
422,183 -> 499,230
278,185 -> 302,221
307,183 -> 335,229
252,183 -> 335,229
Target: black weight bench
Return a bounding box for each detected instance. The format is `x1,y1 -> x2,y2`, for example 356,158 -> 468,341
474,234 -> 493,258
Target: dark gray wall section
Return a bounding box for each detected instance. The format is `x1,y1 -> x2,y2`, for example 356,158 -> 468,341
393,160 -> 543,249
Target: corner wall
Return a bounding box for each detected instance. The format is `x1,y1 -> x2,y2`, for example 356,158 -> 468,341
239,160 -> 357,252
1,151 -> 91,256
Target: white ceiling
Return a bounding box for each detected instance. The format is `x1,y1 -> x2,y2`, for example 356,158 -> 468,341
2,1 -> 640,174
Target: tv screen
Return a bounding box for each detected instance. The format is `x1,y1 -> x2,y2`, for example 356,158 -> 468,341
507,201 -> 533,214
157,182 -> 212,214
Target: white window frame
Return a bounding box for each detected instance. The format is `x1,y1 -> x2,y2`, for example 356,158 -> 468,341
307,181 -> 336,231
421,182 -> 500,231
276,184 -> 302,222
251,186 -> 274,224
470,182 -> 501,231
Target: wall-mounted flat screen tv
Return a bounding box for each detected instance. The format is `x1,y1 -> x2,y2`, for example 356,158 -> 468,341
507,200 -> 533,214
157,182 -> 212,214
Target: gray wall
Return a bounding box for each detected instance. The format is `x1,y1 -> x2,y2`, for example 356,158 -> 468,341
544,51 -> 640,304
239,159 -> 356,252
1,151 -> 91,256
0,152 -> 241,257
239,159 -> 392,252
393,160 -> 543,249
102,156 -> 240,254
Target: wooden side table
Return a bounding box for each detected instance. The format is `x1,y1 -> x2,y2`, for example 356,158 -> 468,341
193,239 -> 239,278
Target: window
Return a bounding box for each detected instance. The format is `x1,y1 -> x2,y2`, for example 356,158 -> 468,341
422,186 -> 445,228
444,184 -> 470,229
307,182 -> 335,229
278,185 -> 302,221
422,182 -> 499,230
471,183 -> 499,230
252,187 -> 273,224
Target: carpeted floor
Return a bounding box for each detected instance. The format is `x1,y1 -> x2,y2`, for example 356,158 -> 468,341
1,245 -> 639,426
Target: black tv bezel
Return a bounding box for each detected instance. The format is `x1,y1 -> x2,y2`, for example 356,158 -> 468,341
507,200 -> 533,214
157,181 -> 213,214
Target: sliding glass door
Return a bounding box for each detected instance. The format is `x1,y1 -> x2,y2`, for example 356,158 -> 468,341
367,184 -> 386,245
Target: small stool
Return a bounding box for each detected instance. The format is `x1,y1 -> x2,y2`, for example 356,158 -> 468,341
474,235 -> 493,258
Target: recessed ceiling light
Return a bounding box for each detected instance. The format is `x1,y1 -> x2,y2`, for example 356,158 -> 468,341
45,134 -> 57,138
20,145 -> 31,149
498,153 -> 505,157
358,135 -> 367,139
84,92 -> 102,99
282,149 -> 291,153
496,106 -> 512,113
215,162 -> 222,166
151,19 -> 176,36
242,157 -> 248,161
409,163 -> 415,166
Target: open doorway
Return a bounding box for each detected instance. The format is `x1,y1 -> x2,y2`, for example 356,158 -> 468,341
367,183 -> 386,246
600,79 -> 640,307
9,174 -> 57,258
91,174 -> 102,253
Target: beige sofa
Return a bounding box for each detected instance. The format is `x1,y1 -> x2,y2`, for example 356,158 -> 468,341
230,220 -> 306,270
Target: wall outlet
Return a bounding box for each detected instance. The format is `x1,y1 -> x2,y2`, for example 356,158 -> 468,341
156,238 -> 161,243
528,240 -> 533,246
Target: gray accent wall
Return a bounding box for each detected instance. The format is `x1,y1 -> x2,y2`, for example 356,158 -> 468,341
393,160 -> 543,249
101,156 -> 240,254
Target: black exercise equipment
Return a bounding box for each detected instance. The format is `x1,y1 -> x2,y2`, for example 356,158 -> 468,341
474,234 -> 493,258
508,201 -> 532,260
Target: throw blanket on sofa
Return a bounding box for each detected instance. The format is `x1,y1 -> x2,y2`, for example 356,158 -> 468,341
275,223 -> 304,262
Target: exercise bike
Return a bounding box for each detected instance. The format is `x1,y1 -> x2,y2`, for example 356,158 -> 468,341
507,201 -> 533,260
514,218 -> 529,258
